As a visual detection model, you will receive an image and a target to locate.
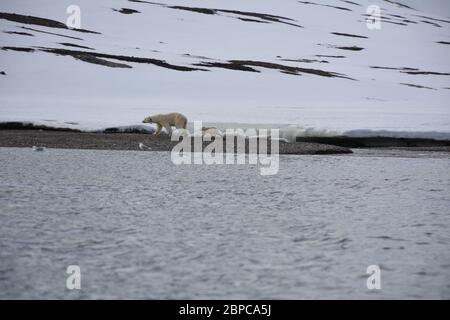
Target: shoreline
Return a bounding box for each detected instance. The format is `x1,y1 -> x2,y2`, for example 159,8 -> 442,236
296,136 -> 450,150
1,129 -> 450,155
0,130 -> 353,155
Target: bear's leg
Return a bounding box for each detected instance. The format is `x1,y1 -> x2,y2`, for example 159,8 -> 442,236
175,121 -> 187,130
155,123 -> 162,135
162,123 -> 173,137
181,118 -> 187,129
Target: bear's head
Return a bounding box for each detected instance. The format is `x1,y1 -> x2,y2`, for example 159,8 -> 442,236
142,116 -> 153,123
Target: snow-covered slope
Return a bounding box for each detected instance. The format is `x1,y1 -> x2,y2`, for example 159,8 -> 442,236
0,0 -> 449,137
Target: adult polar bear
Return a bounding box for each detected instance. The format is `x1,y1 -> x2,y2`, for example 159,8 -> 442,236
142,112 -> 187,137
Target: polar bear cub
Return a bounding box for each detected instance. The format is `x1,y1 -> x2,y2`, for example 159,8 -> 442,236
142,112 -> 187,137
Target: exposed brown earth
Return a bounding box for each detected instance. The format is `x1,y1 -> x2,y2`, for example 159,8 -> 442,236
0,12 -> 100,34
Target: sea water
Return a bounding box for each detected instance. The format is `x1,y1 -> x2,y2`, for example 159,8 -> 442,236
0,147 -> 449,299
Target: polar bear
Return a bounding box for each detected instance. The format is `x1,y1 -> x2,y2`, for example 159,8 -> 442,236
142,112 -> 187,137
202,126 -> 222,138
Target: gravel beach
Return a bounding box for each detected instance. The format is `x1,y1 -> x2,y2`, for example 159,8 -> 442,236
0,130 -> 353,155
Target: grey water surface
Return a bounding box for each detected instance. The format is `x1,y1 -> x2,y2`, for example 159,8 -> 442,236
0,147 -> 449,299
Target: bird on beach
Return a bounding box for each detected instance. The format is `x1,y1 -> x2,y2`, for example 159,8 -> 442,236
139,142 -> 151,150
32,146 -> 45,152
